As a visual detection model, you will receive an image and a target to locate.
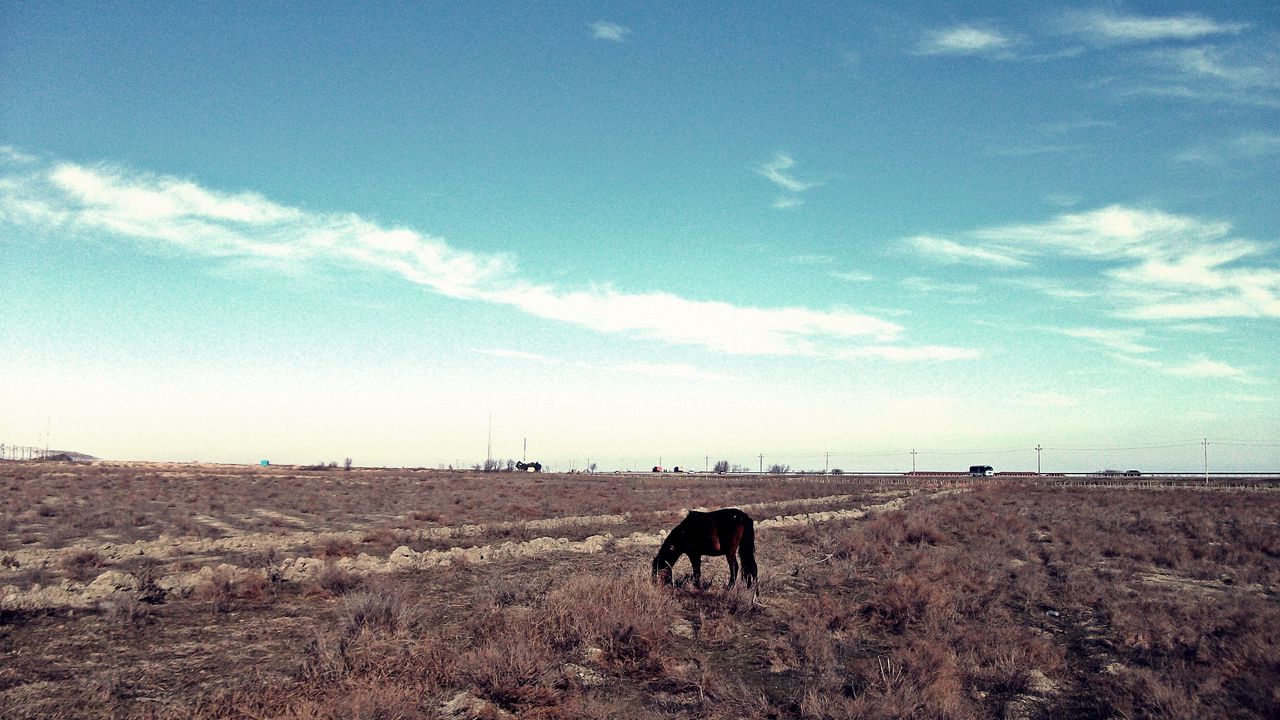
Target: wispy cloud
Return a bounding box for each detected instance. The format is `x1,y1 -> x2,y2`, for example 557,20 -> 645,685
1045,193 -> 1084,207
1172,131 -> 1280,163
613,362 -> 731,382
831,345 -> 982,362
832,270 -> 874,283
785,254 -> 834,266
475,348 -> 552,363
590,21 -> 630,43
906,235 -> 1028,267
755,153 -> 820,192
1122,42 -> 1280,108
899,276 -> 980,296
755,153 -> 822,210
1065,10 -> 1246,44
1051,326 -> 1156,355
1165,356 -> 1251,379
1113,353 -> 1256,383
0,156 -> 978,363
906,205 -> 1280,322
916,25 -> 1012,57
0,145 -> 38,165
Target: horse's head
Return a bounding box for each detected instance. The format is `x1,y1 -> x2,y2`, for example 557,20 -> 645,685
651,542 -> 680,585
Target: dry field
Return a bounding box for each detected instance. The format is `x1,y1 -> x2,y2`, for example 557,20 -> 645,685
1,462 -> 1277,719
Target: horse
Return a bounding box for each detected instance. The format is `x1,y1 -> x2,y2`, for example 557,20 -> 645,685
652,508 -> 757,589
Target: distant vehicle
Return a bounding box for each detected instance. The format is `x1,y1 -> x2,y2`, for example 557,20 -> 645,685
652,466 -> 663,473
969,465 -> 994,477
1125,469 -> 1141,477
515,461 -> 542,472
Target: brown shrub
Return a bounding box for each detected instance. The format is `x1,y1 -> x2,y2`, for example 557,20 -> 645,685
541,573 -> 679,669
101,593 -> 153,626
195,568 -> 273,612
457,627 -> 559,710
317,534 -> 357,558
341,583 -> 411,636
60,549 -> 106,581
313,562 -> 363,596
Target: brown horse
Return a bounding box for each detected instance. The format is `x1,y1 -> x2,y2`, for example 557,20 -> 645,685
652,508 -> 757,589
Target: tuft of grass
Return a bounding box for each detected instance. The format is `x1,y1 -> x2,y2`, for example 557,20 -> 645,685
341,583 -> 411,636
101,593 -> 153,627
60,549 -> 106,581
313,562 -> 363,596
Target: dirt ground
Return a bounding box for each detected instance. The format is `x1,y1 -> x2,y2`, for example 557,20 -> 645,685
2,463 -> 1277,719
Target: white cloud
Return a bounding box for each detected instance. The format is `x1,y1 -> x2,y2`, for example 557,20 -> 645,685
916,25 -> 1012,56
590,21 -> 630,42
1068,10 -> 1246,44
831,345 -> 982,362
832,270 -> 874,283
1165,356 -> 1249,379
755,153 -> 821,193
1232,132 -> 1280,156
475,348 -> 552,363
785,254 -> 834,265
1,157 -> 978,364
0,146 -> 38,165
1112,353 -> 1256,383
900,276 -> 979,295
613,362 -> 731,382
1052,326 -> 1156,355
907,235 -> 1029,267
905,205 -> 1280,323
1131,45 -> 1280,108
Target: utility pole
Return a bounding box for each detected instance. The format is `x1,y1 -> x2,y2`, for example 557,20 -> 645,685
704,455 -> 709,472
911,448 -> 917,473
758,453 -> 764,473
1035,444 -> 1043,475
523,437 -> 527,463
486,413 -> 492,467
825,451 -> 830,474
1203,438 -> 1209,485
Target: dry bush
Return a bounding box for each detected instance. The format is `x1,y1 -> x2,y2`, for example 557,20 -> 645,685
457,620 -> 560,710
341,582 -> 412,636
317,534 -> 356,559
195,568 -> 273,612
542,573 -> 680,670
101,593 -> 153,626
60,548 -> 106,581
313,562 -> 363,596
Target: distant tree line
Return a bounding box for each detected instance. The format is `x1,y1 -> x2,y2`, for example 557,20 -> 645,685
300,458 -> 354,471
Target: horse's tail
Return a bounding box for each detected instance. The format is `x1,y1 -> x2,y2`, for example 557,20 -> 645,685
739,513 -> 758,588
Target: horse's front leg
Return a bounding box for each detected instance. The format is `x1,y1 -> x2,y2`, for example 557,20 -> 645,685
689,555 -> 702,588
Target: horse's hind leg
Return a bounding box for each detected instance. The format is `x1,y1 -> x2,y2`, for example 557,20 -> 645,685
726,553 -> 739,588
740,548 -> 758,589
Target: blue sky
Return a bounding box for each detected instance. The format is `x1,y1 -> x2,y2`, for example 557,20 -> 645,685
2,2 -> 1277,472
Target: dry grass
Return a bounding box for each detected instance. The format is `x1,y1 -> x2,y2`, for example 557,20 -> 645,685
1,462 -> 1277,719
